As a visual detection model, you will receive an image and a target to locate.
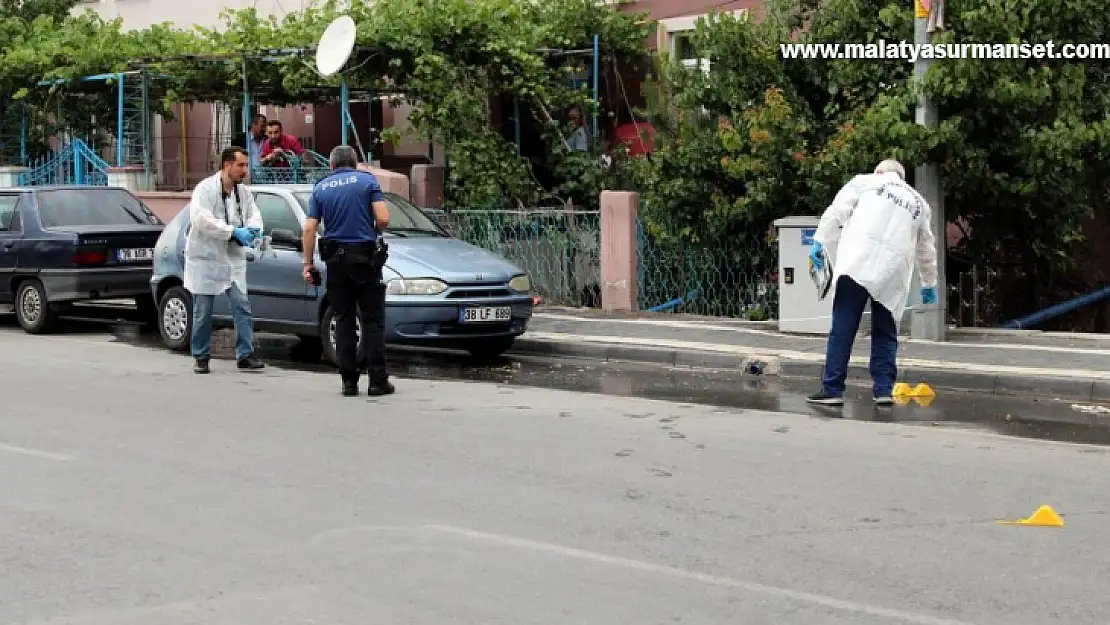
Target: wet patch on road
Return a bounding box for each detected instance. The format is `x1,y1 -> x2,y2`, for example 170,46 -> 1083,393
5,308 -> 1110,447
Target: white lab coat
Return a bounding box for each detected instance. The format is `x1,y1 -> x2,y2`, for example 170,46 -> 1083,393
813,171 -> 938,324
183,173 -> 263,296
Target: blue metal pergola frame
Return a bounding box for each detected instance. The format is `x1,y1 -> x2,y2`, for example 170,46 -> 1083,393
36,69 -> 162,169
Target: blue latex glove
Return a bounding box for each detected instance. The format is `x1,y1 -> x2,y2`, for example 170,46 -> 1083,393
808,241 -> 825,269
232,227 -> 255,247
248,227 -> 261,238
921,286 -> 937,305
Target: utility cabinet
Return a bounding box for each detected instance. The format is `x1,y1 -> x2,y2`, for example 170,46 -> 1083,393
774,216 -> 839,334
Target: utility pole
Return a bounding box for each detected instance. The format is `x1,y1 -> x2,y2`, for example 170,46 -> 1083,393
909,0 -> 947,341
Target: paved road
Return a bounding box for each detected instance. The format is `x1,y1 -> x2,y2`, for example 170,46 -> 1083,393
3,331 -> 1110,624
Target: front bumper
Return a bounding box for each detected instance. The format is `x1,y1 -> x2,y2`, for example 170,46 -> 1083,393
39,267 -> 153,303
384,297 -> 533,343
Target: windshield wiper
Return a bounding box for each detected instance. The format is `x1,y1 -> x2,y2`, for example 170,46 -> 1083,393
389,227 -> 447,237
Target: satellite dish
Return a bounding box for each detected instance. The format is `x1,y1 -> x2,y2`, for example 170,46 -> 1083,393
315,15 -> 357,77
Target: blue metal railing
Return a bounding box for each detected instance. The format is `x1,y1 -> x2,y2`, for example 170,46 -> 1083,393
20,139 -> 110,186
250,149 -> 330,185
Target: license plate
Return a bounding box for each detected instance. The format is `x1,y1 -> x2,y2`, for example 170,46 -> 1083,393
117,248 -> 154,262
459,305 -> 511,323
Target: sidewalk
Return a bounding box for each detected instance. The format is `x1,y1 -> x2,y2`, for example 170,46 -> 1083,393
513,307 -> 1110,402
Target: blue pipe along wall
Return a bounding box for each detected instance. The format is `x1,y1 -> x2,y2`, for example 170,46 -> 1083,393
1000,284 -> 1110,330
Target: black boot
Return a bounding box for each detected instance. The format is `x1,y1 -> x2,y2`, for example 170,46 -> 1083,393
237,356 -> 266,371
367,375 -> 395,397
194,358 -> 210,374
341,375 -> 359,396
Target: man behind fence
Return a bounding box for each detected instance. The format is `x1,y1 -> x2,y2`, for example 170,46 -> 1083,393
805,159 -> 939,406
301,146 -> 394,397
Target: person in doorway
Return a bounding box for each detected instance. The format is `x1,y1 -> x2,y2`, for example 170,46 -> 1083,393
806,159 -> 939,406
184,146 -> 266,374
246,114 -> 267,168
301,145 -> 394,397
259,120 -> 305,167
567,106 -> 589,152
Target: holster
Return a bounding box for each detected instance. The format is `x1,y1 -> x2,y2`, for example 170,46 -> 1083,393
372,239 -> 389,269
318,238 -> 340,263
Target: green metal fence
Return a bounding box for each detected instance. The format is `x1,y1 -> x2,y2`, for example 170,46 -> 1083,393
636,218 -> 778,320
426,208 -> 601,307
423,208 -> 778,319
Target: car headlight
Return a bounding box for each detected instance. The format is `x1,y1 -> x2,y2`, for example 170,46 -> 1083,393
508,274 -> 531,292
385,278 -> 448,296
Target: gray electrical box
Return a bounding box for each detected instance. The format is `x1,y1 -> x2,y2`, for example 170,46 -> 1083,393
774,216 -> 838,334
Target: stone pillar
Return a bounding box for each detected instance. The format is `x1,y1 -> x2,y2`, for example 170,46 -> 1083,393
410,164 -> 445,208
599,190 -> 639,312
357,163 -> 410,200
0,166 -> 29,188
106,166 -> 154,192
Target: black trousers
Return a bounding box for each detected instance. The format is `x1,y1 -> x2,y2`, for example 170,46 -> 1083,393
326,251 -> 387,385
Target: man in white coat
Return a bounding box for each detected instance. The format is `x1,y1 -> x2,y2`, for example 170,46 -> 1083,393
184,146 -> 266,374
805,159 -> 939,406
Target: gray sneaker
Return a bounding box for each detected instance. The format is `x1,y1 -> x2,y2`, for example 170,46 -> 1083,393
806,391 -> 844,406
874,395 -> 894,406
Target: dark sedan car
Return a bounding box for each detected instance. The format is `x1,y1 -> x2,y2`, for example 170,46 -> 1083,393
0,186 -> 164,333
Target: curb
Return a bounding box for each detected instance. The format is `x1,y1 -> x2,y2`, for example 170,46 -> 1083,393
510,338 -> 1110,402
511,338 -> 784,375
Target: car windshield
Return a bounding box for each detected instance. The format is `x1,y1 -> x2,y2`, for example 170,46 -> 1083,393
293,191 -> 447,237
36,189 -> 163,228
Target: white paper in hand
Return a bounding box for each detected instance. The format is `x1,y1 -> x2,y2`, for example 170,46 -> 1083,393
809,248 -> 834,301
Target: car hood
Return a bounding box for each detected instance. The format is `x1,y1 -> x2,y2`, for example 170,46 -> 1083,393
384,236 -> 523,284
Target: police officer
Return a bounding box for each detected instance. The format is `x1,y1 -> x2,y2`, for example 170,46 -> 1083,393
301,145 -> 394,397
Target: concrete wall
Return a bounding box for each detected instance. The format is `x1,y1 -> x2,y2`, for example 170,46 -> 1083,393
138,191 -> 190,224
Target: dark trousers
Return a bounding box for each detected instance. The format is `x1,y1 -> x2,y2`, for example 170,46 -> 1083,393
326,252 -> 388,385
822,276 -> 898,398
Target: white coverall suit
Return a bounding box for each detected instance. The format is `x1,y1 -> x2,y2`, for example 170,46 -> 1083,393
812,171 -> 940,398
183,172 -> 264,361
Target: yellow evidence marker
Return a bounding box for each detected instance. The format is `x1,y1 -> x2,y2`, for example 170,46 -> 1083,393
997,505 -> 1065,527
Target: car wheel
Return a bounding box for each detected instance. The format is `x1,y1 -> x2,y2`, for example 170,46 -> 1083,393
158,286 -> 193,351
14,279 -> 58,334
466,336 -> 516,360
320,304 -> 363,368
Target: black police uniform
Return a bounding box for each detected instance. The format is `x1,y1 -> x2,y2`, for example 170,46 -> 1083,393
307,167 -> 393,395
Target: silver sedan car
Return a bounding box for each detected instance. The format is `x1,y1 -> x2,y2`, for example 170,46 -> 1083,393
149,185 -> 534,364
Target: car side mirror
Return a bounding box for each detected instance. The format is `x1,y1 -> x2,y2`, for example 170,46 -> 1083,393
270,228 -> 302,250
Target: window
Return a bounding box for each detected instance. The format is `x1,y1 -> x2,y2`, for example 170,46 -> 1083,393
0,195 -> 19,232
35,189 -> 162,228
252,192 -> 302,238
658,9 -> 749,74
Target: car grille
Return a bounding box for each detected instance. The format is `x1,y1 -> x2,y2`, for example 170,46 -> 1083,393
445,287 -> 513,299
436,321 -> 515,335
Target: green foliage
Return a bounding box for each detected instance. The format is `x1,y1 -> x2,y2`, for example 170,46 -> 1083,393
185,0 -> 654,208
0,0 -> 650,211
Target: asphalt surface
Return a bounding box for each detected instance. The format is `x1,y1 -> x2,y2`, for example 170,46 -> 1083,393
5,309 -> 1110,448
3,320 -> 1110,623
